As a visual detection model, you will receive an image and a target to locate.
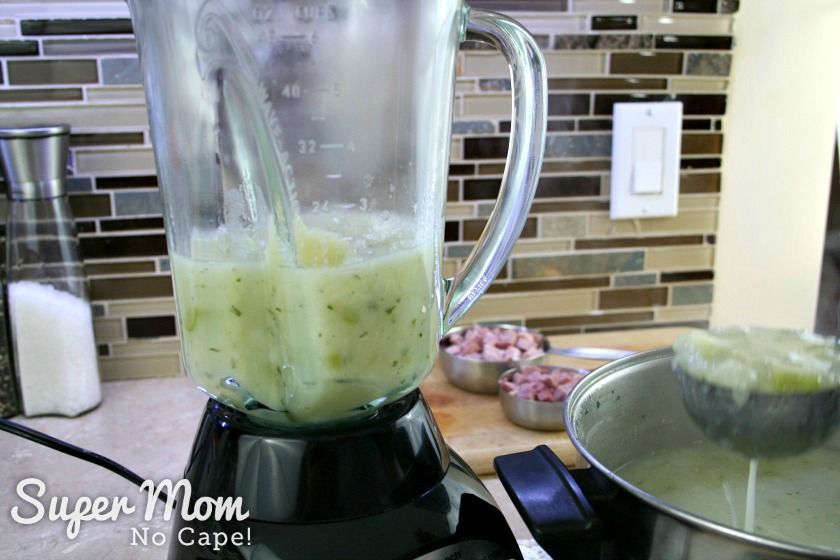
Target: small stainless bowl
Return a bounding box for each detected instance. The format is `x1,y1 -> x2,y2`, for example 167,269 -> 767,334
498,366 -> 588,431
438,324 -> 547,394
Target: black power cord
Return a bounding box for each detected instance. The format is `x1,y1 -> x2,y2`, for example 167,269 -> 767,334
0,417 -> 171,505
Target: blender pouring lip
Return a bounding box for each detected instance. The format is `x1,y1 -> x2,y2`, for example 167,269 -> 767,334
210,62 -> 299,262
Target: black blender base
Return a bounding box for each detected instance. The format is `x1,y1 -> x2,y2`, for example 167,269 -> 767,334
168,391 -> 522,560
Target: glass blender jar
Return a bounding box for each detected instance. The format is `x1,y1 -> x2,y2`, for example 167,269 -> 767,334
128,0 -> 545,557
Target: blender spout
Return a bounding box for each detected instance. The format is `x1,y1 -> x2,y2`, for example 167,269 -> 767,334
196,2 -> 300,262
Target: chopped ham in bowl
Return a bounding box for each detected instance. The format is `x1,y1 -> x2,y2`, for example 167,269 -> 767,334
498,365 -> 588,431
499,364 -> 586,403
438,324 -> 548,394
442,325 -> 545,362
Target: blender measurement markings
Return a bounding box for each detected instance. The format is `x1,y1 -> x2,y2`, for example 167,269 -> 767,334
306,85 -> 342,98
294,4 -> 338,22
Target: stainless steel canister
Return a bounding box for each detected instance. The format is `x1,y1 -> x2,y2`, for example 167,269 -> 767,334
0,125 -> 101,417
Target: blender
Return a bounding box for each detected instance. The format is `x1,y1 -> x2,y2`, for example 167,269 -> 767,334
127,0 -> 546,558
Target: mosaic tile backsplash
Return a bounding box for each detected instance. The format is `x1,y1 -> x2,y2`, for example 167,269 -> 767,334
0,1 -> 735,380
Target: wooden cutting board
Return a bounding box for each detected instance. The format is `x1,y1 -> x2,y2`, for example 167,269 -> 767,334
419,326 -> 690,476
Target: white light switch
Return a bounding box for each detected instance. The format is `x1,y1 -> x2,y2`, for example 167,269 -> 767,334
610,102 -> 682,219
632,127 -> 664,194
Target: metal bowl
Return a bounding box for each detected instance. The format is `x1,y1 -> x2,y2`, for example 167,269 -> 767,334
438,324 -> 547,394
498,366 -> 588,431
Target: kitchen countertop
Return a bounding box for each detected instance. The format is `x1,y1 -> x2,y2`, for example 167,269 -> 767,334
0,327 -> 687,559
421,326 -> 687,476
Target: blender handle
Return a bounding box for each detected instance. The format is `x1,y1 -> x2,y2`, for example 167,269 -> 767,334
442,8 -> 547,328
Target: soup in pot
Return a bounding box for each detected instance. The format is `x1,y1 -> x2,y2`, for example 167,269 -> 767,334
614,441 -> 840,553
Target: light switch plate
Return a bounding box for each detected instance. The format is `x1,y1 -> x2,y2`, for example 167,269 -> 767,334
610,101 -> 682,220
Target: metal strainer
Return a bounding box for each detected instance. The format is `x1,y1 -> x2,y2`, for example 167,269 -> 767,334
674,327 -> 840,458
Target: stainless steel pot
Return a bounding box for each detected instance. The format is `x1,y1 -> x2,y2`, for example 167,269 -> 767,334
495,347 -> 840,560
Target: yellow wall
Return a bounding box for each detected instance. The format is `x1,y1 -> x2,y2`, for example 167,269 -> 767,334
714,0 -> 840,329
